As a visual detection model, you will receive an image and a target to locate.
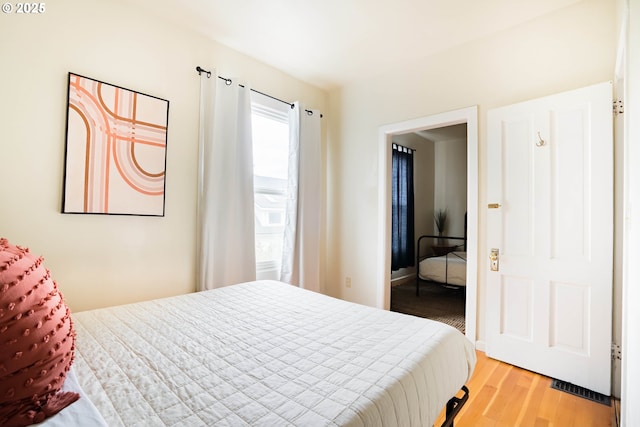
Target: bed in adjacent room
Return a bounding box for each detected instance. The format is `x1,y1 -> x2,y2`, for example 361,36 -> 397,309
418,251 -> 467,288
416,213 -> 468,296
43,280 -> 476,427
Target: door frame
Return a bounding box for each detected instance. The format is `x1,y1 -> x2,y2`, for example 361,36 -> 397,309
377,106 -> 478,343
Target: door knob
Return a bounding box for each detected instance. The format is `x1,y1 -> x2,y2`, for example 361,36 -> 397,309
490,248 -> 499,271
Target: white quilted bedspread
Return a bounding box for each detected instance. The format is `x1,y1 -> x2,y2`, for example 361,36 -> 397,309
71,280 -> 476,426
419,252 -> 467,287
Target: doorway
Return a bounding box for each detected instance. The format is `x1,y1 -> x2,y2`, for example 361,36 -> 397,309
389,125 -> 467,333
376,106 -> 478,343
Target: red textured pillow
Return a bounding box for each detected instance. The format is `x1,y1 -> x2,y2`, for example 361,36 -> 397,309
0,238 -> 79,426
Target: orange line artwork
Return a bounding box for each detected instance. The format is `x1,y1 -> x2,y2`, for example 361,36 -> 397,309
64,73 -> 169,215
68,103 -> 91,212
98,81 -> 166,194
103,82 -> 114,211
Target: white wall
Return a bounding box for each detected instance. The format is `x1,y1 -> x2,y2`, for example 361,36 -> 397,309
0,0 -> 326,312
434,138 -> 467,240
411,137 -> 436,243
326,0 -> 617,350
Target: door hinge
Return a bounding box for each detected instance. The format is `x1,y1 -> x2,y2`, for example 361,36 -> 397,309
612,343 -> 622,361
613,99 -> 624,115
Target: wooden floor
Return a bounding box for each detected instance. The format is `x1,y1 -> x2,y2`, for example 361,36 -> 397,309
435,351 -> 614,427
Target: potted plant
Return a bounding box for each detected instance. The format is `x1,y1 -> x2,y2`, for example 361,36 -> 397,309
434,208 -> 448,244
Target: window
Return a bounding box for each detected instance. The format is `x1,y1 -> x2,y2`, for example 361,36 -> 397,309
251,93 -> 290,279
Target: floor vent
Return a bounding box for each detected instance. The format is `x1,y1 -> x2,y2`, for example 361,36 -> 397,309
551,379 -> 611,406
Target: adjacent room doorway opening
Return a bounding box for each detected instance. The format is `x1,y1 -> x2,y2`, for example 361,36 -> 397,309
389,124 -> 468,334
377,106 -> 478,343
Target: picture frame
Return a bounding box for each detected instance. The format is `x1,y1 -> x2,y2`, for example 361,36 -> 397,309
62,72 -> 170,216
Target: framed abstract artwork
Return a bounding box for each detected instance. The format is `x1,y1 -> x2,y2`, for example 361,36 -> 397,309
62,73 -> 170,216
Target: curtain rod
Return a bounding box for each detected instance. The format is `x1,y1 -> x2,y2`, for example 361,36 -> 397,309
392,143 -> 416,152
196,66 -> 322,118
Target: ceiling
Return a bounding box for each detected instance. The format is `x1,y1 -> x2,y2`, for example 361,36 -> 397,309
417,124 -> 467,143
125,0 -> 583,90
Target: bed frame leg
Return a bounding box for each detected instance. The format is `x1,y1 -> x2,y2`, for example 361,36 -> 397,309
440,385 -> 469,427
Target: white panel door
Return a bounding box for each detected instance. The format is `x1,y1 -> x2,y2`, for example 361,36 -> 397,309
486,82 -> 613,395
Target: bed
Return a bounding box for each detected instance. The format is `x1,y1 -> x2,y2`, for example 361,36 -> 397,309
418,251 -> 467,288
41,280 -> 476,427
416,214 -> 468,296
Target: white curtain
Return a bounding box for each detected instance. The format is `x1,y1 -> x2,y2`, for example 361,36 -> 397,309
197,72 -> 256,291
280,103 -> 322,292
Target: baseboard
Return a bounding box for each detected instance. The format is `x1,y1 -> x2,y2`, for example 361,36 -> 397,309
391,274 -> 415,287
475,340 -> 486,352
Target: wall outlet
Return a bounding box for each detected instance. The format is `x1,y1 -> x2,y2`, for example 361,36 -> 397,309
345,277 -> 352,288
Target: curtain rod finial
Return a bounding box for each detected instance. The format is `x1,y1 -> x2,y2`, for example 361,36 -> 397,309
196,66 -> 212,78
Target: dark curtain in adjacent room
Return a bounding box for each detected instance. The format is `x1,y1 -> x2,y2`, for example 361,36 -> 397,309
391,144 -> 415,271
